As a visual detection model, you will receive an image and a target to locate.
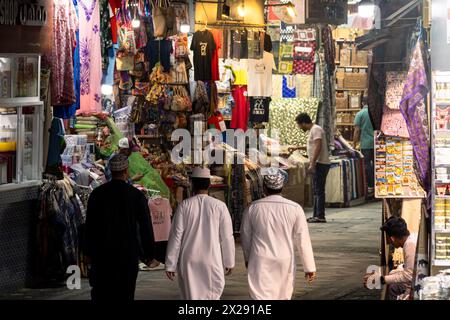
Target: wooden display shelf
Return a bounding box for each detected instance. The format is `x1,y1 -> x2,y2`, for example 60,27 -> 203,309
336,123 -> 355,126
336,64 -> 369,68
336,87 -> 366,91
433,259 -> 450,266
336,109 -> 360,112
434,229 -> 450,233
136,135 -> 162,139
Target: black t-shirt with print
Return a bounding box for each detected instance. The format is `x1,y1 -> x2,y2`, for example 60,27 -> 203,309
191,30 -> 216,81
249,97 -> 271,123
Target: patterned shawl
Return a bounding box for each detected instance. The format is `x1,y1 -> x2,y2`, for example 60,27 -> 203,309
399,40 -> 430,193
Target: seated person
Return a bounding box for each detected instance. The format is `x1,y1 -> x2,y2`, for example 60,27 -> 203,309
364,216 -> 417,300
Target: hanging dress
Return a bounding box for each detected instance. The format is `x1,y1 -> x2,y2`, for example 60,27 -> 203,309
51,0 -> 78,107
77,0 -> 102,114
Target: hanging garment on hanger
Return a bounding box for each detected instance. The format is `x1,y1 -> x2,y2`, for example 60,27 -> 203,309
282,75 -> 296,98
247,51 -> 276,97
51,0 -> 78,107
191,29 -> 216,81
231,85 -> 249,131
293,40 -> 316,75
77,0 -> 102,114
210,29 -> 223,81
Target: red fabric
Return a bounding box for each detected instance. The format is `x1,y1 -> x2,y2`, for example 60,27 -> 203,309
207,113 -> 226,131
231,86 -> 249,131
293,41 -> 316,75
211,29 -> 222,81
109,0 -> 121,44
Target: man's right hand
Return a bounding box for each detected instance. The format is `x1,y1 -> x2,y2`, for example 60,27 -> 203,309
166,271 -> 176,281
305,272 -> 316,284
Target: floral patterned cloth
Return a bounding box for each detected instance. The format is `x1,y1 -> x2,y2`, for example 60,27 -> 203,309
77,0 -> 102,114
268,97 -> 319,146
51,0 -> 78,106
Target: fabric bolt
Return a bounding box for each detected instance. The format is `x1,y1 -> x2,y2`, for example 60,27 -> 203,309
165,195 -> 235,300
78,0 -> 102,114
282,75 -> 296,98
295,74 -> 313,98
240,195 -> 316,300
51,0 -> 78,107
268,98 -> 319,146
399,40 -> 430,193
231,85 -> 249,131
293,41 -> 316,75
247,52 -> 276,97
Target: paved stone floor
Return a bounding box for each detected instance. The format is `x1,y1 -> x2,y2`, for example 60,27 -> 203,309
1,201 -> 382,300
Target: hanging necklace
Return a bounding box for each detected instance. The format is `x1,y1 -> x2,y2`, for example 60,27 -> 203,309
78,0 -> 97,22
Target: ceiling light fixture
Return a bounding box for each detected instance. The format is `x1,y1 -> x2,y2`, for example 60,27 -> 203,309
358,0 -> 375,18
237,4 -> 245,17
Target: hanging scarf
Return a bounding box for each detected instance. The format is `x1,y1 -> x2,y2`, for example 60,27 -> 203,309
399,40 -> 430,193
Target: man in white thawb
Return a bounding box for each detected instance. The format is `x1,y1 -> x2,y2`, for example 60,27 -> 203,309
240,168 -> 316,300
165,167 -> 235,300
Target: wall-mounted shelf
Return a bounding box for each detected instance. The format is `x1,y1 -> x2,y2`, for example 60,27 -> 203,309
336,123 -> 355,126
336,87 -> 366,91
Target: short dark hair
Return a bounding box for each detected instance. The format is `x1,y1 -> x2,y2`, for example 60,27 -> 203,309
265,186 -> 283,195
296,113 -> 312,125
192,177 -> 211,191
380,216 -> 410,238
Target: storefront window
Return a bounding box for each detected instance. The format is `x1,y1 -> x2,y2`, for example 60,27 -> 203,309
0,57 -> 12,98
14,56 -> 39,98
0,107 -> 18,184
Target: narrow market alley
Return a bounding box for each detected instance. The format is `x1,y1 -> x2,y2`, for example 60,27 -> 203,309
1,201 -> 381,300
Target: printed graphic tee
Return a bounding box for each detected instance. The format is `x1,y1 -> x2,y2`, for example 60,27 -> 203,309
191,30 -> 216,81
247,51 -> 276,97
249,97 -> 271,123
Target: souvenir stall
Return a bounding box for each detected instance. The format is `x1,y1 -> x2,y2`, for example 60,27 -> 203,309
351,0 -> 431,299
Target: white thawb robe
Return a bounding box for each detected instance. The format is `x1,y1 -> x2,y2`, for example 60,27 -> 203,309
165,194 -> 235,300
240,195 -> 316,300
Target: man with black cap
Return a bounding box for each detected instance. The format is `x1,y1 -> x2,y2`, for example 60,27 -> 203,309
240,168 -> 316,300
85,154 -> 155,301
165,167 -> 235,300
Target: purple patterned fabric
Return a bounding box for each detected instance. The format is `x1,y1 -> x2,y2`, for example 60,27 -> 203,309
399,41 -> 430,193
80,38 -> 91,95
78,0 -> 97,22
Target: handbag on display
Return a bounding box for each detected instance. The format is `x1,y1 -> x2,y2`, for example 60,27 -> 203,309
152,0 -> 167,37
163,5 -> 177,37
192,81 -> 209,115
119,72 -> 133,90
171,61 -> 188,84
116,50 -> 135,71
171,85 -> 192,112
132,81 -> 150,96
175,35 -> 189,58
175,113 -> 188,129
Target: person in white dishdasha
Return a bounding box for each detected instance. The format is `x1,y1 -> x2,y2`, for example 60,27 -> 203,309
240,168 -> 316,300
165,167 -> 235,300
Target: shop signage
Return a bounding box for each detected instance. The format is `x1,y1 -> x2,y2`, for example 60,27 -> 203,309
305,0 -> 347,25
0,0 -> 47,27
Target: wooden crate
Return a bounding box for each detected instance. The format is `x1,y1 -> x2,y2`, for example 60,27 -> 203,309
344,72 -> 368,89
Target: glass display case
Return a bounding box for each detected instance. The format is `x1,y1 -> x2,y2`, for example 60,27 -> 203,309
0,54 -> 43,188
431,71 -> 450,273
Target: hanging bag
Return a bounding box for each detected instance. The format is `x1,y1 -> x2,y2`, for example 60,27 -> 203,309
116,50 -> 135,71
152,0 -> 167,38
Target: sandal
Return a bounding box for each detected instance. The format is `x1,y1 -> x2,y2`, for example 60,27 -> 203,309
307,217 -> 327,223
